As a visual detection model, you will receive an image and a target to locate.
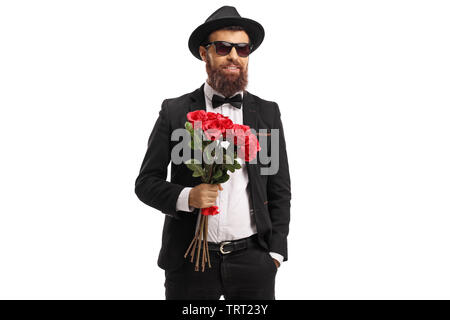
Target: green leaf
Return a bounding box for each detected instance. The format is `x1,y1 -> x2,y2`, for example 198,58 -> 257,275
212,169 -> 223,180
214,173 -> 230,184
185,162 -> 202,172
189,131 -> 202,150
184,159 -> 204,178
224,164 -> 235,173
192,170 -> 203,177
185,121 -> 193,135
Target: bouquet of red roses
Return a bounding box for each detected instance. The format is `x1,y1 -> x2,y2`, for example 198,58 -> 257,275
183,110 -> 261,271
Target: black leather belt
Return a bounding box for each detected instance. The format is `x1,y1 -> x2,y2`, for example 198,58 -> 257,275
207,234 -> 259,255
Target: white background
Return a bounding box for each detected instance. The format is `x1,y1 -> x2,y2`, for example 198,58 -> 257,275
1,0 -> 449,299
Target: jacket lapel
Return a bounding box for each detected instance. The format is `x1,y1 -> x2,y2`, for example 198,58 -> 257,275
188,83 -> 207,113
241,90 -> 258,207
242,90 -> 258,132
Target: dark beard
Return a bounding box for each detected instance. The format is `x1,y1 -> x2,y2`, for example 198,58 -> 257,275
205,55 -> 248,98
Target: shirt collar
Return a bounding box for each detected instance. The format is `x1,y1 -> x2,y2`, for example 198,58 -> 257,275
204,80 -> 243,102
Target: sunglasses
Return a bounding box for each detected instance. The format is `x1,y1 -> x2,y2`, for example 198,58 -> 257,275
204,41 -> 253,57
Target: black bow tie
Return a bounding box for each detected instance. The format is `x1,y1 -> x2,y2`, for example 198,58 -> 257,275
212,93 -> 243,109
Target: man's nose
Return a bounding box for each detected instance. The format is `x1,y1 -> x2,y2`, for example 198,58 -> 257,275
227,46 -> 239,59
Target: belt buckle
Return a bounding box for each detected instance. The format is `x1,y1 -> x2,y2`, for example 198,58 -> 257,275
219,241 -> 232,254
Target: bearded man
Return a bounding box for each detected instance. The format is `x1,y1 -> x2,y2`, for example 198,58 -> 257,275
135,6 -> 291,300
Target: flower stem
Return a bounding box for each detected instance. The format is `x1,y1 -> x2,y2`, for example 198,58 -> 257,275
195,215 -> 205,271
184,221 -> 202,259
205,216 -> 211,268
202,223 -> 207,272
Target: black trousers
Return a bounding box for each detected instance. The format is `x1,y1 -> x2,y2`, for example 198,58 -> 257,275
164,235 -> 278,300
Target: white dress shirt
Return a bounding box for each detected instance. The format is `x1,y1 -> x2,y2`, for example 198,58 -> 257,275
175,80 -> 283,266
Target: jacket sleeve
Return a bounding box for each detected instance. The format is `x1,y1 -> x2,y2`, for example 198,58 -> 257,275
267,102 -> 291,261
134,99 -> 187,220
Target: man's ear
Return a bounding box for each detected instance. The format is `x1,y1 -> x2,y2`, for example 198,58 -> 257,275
199,46 -> 206,62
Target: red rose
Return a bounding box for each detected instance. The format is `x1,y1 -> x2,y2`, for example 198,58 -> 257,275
187,110 -> 208,129
201,206 -> 220,216
226,124 -> 251,146
202,119 -> 223,141
237,133 -> 261,162
232,124 -> 250,131
219,118 -> 234,137
206,112 -> 228,120
202,119 -> 220,131
202,117 -> 234,141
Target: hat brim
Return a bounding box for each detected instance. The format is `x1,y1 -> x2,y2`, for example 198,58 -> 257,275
188,17 -> 265,61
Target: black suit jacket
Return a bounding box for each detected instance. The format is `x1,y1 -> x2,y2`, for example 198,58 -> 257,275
135,83 -> 291,271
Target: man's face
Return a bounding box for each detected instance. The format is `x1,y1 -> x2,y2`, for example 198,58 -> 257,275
199,29 -> 250,98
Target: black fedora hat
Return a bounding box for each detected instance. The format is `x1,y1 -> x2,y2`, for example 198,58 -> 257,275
188,6 -> 265,61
